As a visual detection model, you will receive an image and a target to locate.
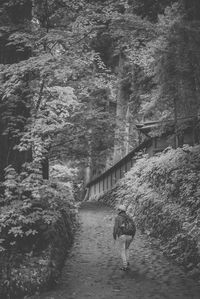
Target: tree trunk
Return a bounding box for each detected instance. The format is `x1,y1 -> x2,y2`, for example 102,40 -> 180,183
113,53 -> 131,162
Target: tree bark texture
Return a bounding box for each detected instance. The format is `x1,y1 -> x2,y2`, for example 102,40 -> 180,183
113,53 -> 131,163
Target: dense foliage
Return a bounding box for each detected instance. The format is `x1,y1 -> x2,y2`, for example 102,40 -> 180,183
1,0 -> 200,296
1,0 -> 200,176
99,145 -> 200,279
0,164 -> 78,298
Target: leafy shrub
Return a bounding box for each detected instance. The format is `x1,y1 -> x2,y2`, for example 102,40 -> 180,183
0,163 -> 78,298
99,145 -> 200,279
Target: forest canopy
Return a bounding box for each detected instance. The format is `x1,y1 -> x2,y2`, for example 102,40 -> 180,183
1,0 -> 200,176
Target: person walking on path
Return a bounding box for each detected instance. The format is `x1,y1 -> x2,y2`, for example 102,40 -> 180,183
113,204 -> 136,271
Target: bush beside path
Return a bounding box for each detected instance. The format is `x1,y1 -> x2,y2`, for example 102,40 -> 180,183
0,178 -> 78,299
99,145 -> 200,280
29,202 -> 200,299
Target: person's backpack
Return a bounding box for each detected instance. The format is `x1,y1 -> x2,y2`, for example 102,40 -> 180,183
120,215 -> 136,236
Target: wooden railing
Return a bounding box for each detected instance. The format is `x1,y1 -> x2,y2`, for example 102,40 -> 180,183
85,139 -> 153,200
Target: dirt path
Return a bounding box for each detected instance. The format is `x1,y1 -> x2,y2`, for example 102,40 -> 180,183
31,202 -> 200,299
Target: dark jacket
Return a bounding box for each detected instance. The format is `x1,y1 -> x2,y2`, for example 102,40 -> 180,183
113,211 -> 134,240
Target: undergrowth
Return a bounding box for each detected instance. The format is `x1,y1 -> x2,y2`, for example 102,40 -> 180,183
0,163 -> 78,298
99,145 -> 200,280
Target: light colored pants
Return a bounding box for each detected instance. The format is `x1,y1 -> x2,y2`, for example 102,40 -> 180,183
118,235 -> 133,267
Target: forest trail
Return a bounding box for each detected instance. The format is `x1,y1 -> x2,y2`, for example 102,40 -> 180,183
30,202 -> 200,299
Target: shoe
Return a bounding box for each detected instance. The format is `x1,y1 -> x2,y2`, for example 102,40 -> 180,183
120,266 -> 128,271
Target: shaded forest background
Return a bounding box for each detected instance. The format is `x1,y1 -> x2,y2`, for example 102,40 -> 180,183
0,0 -> 200,297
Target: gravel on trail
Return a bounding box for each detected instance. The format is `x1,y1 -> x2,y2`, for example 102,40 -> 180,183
30,202 -> 200,299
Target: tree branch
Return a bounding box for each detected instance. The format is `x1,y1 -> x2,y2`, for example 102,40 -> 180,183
35,78 -> 45,113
